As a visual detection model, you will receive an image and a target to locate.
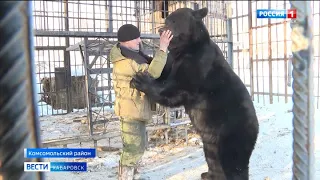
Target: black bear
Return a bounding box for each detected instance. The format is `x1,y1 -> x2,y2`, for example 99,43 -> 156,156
130,7 -> 259,180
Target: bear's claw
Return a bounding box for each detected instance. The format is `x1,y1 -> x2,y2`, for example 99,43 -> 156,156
130,72 -> 154,92
201,172 -> 208,180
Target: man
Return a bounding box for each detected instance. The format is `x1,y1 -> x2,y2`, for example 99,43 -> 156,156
109,24 -> 172,180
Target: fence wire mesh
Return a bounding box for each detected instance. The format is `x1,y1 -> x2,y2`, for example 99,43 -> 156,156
32,0 -> 230,118
31,1 -> 230,139
231,1 -> 320,109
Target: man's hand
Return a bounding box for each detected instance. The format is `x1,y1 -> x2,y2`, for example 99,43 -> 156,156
159,30 -> 173,52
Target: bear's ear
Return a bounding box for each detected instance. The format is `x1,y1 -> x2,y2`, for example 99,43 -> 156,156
192,8 -> 208,19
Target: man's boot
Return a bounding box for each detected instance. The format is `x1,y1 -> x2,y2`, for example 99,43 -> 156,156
133,167 -> 140,180
118,162 -> 134,180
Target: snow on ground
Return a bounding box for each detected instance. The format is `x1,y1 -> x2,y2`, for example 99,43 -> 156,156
39,108 -> 117,141
40,101 -> 320,180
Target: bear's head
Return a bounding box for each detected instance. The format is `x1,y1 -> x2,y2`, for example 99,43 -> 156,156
158,7 -> 210,52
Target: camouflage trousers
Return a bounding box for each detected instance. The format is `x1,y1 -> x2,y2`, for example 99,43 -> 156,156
120,117 -> 147,167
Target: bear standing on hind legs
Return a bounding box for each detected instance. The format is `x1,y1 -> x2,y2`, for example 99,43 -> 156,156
130,7 -> 259,180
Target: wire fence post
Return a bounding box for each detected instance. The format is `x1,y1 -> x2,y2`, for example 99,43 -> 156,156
226,2 -> 233,68
289,1 -> 315,180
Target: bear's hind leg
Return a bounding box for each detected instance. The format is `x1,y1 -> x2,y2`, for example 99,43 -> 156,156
224,169 -> 249,180
201,143 -> 226,180
218,134 -> 253,180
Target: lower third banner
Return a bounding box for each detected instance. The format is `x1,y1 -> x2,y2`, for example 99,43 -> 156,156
24,148 -> 96,158
24,162 -> 87,172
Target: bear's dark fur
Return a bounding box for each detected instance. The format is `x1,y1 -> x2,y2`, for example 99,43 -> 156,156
130,7 -> 259,180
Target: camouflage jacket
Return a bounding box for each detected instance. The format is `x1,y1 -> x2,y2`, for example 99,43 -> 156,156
110,43 -> 167,121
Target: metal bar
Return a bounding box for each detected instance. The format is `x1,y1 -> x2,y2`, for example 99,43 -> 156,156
226,20 -> 233,67
210,38 -> 229,43
235,2 -> 240,76
42,131 -> 121,148
288,56 -> 293,87
34,30 -> 159,38
90,68 -> 113,74
74,49 -> 105,57
251,20 -> 292,29
106,56 -> 113,108
107,2 -> 113,109
254,1 -> 259,102
64,0 -> 73,113
79,39 -> 94,136
0,1 -> 43,180
135,0 -> 141,29
233,49 -> 249,53
226,2 -> 233,68
248,1 -> 254,99
210,34 -> 228,38
92,118 -> 118,125
261,1 -> 266,104
253,92 -> 294,96
35,46 -> 66,50
252,58 -> 295,62
94,102 -> 114,107
240,2 -> 246,85
316,1 -> 320,109
289,1 -> 315,180
77,0 -> 80,32
66,40 -> 114,51
284,2 -> 289,103
108,0 -> 113,32
229,14 -> 248,19
268,1 -> 273,104
88,55 -> 99,69
34,29 -> 230,43
92,0 -> 95,31
275,2 -> 280,103
151,0 -> 155,36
